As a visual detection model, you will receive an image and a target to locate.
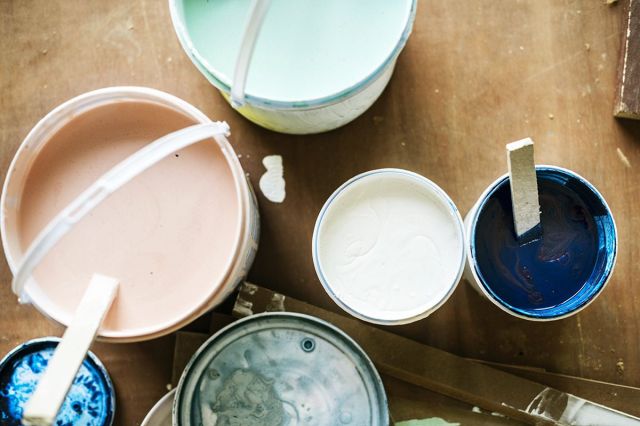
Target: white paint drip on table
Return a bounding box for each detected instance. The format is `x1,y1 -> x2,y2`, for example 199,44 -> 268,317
259,155 -> 285,203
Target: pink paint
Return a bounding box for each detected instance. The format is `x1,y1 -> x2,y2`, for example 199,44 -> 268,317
3,90 -> 249,340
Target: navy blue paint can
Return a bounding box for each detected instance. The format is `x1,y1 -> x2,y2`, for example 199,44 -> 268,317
0,338 -> 115,425
464,166 -> 617,320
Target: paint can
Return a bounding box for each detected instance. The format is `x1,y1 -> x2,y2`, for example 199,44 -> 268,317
312,169 -> 466,325
464,166 -> 617,320
168,0 -> 417,134
141,389 -> 174,426
0,338 -> 115,426
1,87 -> 259,342
174,312 -> 389,425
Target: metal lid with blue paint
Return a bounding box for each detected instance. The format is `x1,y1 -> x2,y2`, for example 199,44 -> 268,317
174,312 -> 389,425
0,337 -> 115,426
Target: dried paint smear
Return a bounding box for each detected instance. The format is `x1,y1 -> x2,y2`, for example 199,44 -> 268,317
210,369 -> 285,425
396,418 -> 460,426
259,155 -> 285,203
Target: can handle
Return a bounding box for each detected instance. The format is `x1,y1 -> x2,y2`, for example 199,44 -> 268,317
230,0 -> 272,108
11,121 -> 231,304
23,274 -> 119,425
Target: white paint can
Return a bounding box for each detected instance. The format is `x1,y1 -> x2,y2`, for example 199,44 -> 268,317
312,169 -> 465,325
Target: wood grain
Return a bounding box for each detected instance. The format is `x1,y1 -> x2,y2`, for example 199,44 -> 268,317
2,0 -> 640,424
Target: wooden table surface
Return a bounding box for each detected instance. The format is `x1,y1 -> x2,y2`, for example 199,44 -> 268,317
2,1 -> 639,424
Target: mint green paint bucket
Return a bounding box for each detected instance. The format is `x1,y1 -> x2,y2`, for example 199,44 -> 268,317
169,0 -> 417,134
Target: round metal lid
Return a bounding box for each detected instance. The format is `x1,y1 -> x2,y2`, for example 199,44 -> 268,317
174,312 -> 388,426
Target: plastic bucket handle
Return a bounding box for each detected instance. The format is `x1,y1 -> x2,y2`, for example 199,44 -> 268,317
230,0 -> 272,108
11,122 -> 231,304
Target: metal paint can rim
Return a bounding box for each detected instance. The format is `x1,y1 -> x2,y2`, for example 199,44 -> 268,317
465,165 -> 618,321
141,389 -> 175,426
167,0 -> 418,110
312,168 -> 466,325
174,312 -> 389,426
0,337 -> 116,426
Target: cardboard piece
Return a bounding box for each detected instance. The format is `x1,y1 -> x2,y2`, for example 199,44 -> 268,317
175,319 -> 524,425
233,283 -> 640,426
175,309 -> 639,425
614,0 -> 640,119
383,375 -> 525,425
475,359 -> 640,418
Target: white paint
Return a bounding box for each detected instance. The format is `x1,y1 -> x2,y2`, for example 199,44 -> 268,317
259,155 -> 285,203
314,170 -> 465,324
526,388 -> 640,426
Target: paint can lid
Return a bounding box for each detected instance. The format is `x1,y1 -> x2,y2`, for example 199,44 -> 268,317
0,337 -> 115,426
141,389 -> 174,426
174,312 -> 389,425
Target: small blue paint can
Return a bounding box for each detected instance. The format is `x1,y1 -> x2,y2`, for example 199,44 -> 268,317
464,166 -> 617,320
0,338 -> 115,425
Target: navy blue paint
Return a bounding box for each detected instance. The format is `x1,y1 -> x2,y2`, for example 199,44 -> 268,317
0,338 -> 114,426
472,167 -> 617,319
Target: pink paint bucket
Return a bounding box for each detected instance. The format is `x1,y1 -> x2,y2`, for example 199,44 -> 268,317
1,87 -> 259,342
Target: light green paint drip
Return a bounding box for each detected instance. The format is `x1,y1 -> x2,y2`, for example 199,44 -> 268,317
396,418 -> 461,426
179,0 -> 413,103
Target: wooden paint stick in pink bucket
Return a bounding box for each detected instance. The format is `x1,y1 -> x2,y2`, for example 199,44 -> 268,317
1,87 -> 259,342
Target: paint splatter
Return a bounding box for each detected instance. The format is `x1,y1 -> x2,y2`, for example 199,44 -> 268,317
265,293 -> 285,312
209,369 -> 285,425
617,148 -> 631,168
259,155 -> 285,203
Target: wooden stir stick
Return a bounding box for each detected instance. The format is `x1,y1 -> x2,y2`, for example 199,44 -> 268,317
506,138 -> 541,243
22,274 -> 119,426
12,122 -> 229,425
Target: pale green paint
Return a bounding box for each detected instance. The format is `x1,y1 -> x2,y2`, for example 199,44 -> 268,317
396,418 -> 461,426
178,0 -> 413,103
